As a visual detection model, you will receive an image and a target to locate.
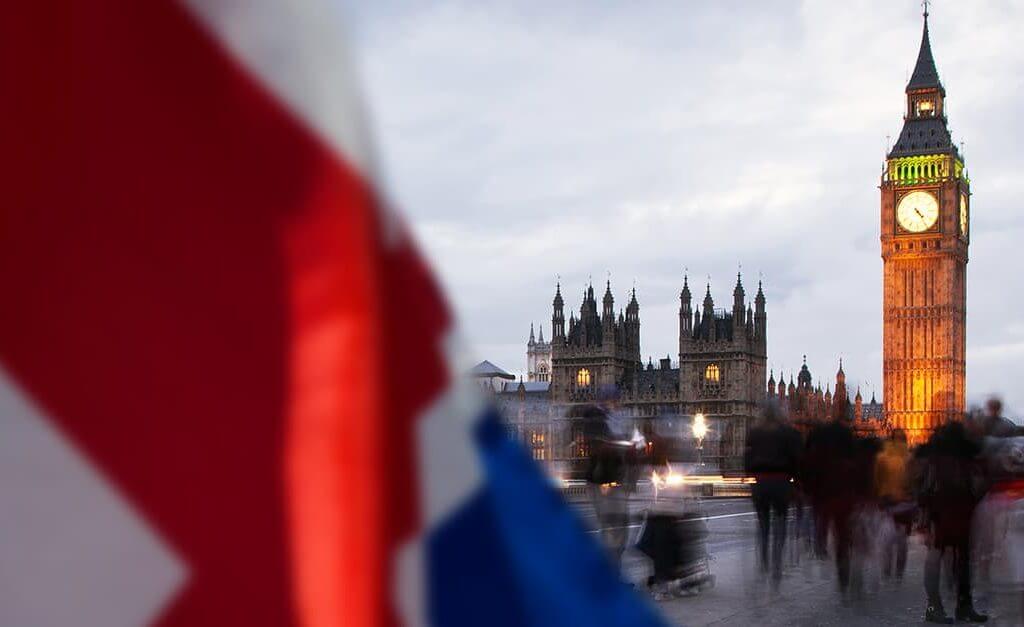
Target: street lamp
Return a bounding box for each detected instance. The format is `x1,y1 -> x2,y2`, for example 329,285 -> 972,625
692,412 -> 707,466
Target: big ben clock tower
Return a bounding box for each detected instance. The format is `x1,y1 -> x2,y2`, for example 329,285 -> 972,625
881,8 -> 969,443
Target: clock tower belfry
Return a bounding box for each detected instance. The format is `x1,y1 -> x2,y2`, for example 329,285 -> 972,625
881,8 -> 969,444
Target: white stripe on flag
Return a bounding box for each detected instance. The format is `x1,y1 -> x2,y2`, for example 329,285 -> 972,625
0,366 -> 186,627
397,332 -> 486,627
180,0 -> 378,179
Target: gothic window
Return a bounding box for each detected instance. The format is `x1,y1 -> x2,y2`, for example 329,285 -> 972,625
538,362 -> 549,383
699,363 -> 723,399
576,368 -> 592,387
572,427 -> 588,459
530,431 -> 546,461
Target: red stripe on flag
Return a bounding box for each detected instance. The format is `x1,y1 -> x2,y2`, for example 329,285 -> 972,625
0,1 -> 450,625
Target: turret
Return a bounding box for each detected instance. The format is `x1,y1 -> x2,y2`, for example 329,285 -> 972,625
626,288 -> 639,321
552,282 -> 565,341
703,283 -> 716,341
679,275 -> 693,335
625,288 -> 640,351
733,272 -> 745,329
797,355 -> 812,391
575,282 -> 602,347
528,323 -> 536,347
602,280 -> 615,323
835,358 -> 847,405
754,280 -> 767,343
767,370 -> 776,397
537,324 -> 545,344
832,359 -> 850,420
702,282 -> 714,315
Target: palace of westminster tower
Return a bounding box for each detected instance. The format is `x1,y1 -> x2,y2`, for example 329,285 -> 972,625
880,8 -> 969,443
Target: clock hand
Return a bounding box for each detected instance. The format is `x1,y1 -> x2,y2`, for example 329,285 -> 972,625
914,207 -> 924,219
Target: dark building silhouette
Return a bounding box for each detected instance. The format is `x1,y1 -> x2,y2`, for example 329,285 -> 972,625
545,274 -> 767,470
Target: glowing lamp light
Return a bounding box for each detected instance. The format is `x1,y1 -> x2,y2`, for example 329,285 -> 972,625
692,413 -> 708,440
651,464 -> 686,489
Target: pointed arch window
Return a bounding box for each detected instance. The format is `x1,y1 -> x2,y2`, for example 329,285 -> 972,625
704,364 -> 721,383
576,368 -> 592,387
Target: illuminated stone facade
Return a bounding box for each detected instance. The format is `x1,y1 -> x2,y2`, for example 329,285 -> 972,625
547,274 -> 767,470
880,12 -> 969,444
676,276 -> 767,467
548,281 -> 642,405
526,323 -> 551,382
769,358 -> 887,437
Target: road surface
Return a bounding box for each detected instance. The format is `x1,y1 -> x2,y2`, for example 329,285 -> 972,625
571,495 -> 1011,625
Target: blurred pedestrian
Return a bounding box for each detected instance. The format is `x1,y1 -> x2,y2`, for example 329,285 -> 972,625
803,412 -> 857,595
580,403 -> 630,569
875,428 -> 913,581
916,422 -> 988,624
744,400 -> 802,587
980,397 -> 1018,438
972,434 -> 1024,624
849,435 -> 881,596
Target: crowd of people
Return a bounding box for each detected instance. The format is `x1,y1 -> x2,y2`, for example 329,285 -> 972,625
569,390 -> 1023,623
745,397 -> 1024,624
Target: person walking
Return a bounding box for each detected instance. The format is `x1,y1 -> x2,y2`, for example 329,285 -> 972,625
580,403 -> 630,569
980,397 -> 1018,438
744,400 -> 802,587
875,428 -> 913,581
916,421 -> 988,624
803,412 -> 858,596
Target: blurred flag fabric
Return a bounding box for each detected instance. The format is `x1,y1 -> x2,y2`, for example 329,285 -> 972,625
0,2 -> 667,626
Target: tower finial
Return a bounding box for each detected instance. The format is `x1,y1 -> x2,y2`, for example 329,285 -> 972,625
922,0 -> 929,19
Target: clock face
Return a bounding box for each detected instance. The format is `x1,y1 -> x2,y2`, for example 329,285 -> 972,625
960,193 -> 969,237
896,190 -> 939,233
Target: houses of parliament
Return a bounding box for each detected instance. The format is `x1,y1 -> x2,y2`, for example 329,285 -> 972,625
543,275 -> 767,468
496,9 -> 971,467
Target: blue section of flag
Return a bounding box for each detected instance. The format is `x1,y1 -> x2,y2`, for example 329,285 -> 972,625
427,408 -> 668,627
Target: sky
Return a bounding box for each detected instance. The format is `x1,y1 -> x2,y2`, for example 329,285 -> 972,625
341,1 -> 1024,417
